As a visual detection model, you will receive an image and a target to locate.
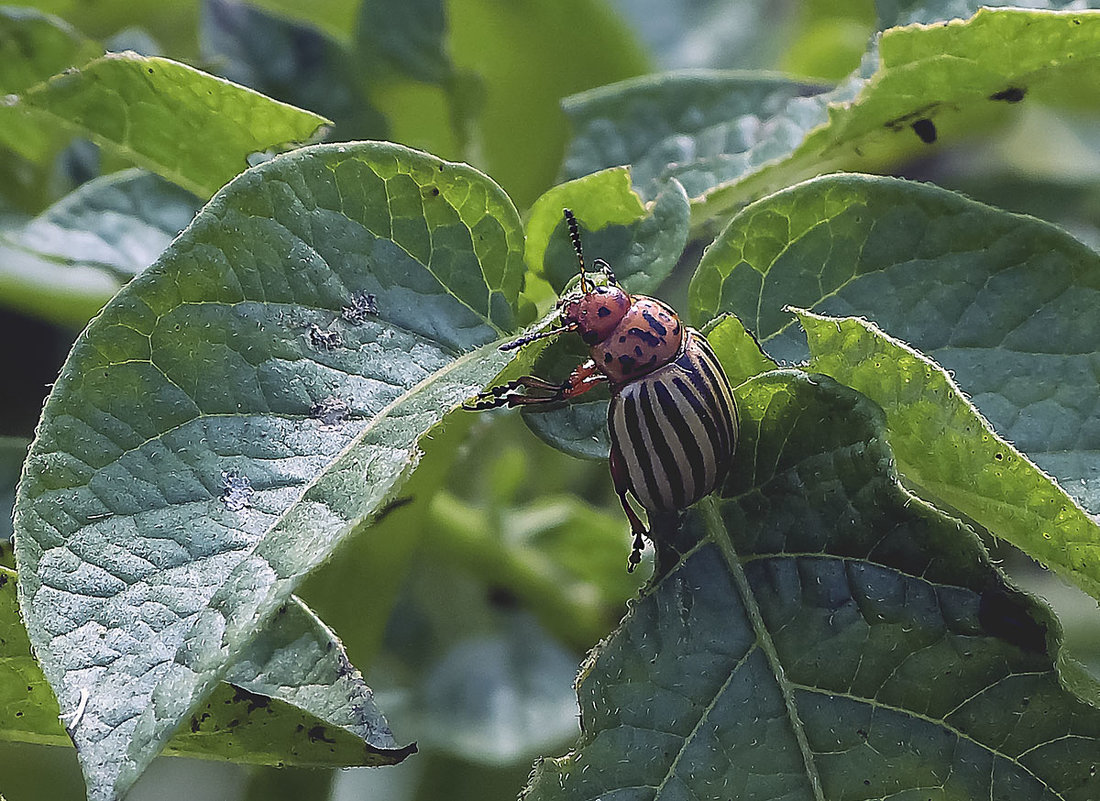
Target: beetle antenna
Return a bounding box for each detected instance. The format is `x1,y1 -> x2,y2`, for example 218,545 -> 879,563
499,323 -> 576,351
562,208 -> 590,292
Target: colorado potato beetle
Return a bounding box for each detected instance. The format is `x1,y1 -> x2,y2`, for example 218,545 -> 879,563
465,209 -> 738,570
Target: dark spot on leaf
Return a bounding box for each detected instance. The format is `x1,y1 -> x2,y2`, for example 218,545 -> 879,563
296,724 -> 305,732
430,187 -> 439,196
438,164 -> 445,171
231,686 -> 271,714
311,396 -> 350,428
911,118 -> 937,144
990,87 -> 1025,103
487,585 -> 519,608
863,780 -> 870,786
341,292 -> 378,324
147,67 -> 154,74
228,718 -> 240,728
220,469 -> 253,512
979,589 -> 1048,654
994,452 -> 1004,461
15,711 -> 23,717
0,574 -> 7,588
190,715 -> 201,732
308,323 -> 342,350
308,725 -> 336,744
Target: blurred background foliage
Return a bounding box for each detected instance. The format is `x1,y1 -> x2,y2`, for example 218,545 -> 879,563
2,1 -> 1099,799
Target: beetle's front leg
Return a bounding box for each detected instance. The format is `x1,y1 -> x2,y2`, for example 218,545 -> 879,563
463,359 -> 606,410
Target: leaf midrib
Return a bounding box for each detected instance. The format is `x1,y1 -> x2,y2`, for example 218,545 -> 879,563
700,495 -> 827,801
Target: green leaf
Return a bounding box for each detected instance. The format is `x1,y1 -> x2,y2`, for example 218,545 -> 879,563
4,51 -> 330,197
796,308 -> 1100,603
0,7 -> 99,93
13,141 -> 524,800
1,560 -> 412,766
526,169 -> 690,296
703,313 -> 777,386
525,370 -> 1100,801
356,0 -> 452,85
691,173 -> 1100,525
697,8 -> 1100,221
876,0 -> 1092,29
0,169 -> 200,325
201,0 -> 387,141
0,7 -> 101,164
559,70 -> 828,202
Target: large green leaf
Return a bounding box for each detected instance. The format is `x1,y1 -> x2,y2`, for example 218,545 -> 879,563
561,9 -> 1100,228
13,141 -> 524,800
876,0 -> 1094,29
1,560 -> 412,765
559,70 -> 828,202
0,169 -> 200,325
690,174 -> 1100,536
3,51 -> 329,197
797,309 -> 1100,603
525,370 -> 1100,801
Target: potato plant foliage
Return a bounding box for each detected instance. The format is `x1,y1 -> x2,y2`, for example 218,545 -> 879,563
2,2 -> 1100,800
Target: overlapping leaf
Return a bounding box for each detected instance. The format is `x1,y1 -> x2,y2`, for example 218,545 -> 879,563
0,169 -> 200,324
13,141 -> 524,800
561,9 -> 1100,227
691,172 -> 1100,598
4,51 -> 329,197
525,370 -> 1100,801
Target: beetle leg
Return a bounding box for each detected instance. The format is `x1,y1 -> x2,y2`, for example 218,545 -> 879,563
463,360 -> 607,410
609,443 -> 648,572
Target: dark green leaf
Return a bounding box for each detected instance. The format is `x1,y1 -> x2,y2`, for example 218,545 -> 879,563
13,141 -> 524,800
797,309 -> 1100,602
4,51 -> 329,197
690,173 -> 1100,595
1,560 -> 412,766
201,0 -> 387,140
525,371 -> 1100,801
560,70 -> 828,202
356,0 -> 452,85
0,169 -> 200,325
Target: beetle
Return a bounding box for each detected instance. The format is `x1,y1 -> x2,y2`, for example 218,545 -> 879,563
465,209 -> 738,571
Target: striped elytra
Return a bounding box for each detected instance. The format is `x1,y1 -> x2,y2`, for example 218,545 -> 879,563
464,209 -> 738,570
608,329 -> 737,514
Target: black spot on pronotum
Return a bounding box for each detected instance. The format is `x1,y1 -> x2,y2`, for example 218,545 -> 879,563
978,589 -> 1048,655
597,307 -> 611,317
911,118 -> 937,144
990,86 -> 1026,103
641,309 -> 667,336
